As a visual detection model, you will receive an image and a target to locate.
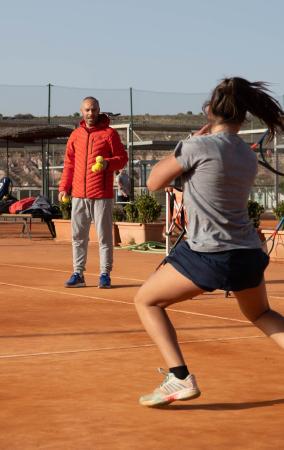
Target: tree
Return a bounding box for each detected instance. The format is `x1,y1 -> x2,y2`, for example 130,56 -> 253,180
14,113 -> 34,119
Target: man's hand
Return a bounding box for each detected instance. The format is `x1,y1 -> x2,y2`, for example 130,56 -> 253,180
58,191 -> 68,202
91,160 -> 108,173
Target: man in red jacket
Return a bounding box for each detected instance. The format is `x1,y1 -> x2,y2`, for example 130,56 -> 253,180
58,97 -> 128,288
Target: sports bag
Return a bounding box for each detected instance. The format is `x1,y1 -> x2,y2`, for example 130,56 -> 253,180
9,197 -> 36,214
21,195 -> 53,218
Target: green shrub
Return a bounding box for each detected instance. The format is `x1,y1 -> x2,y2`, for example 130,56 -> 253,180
112,205 -> 126,222
247,200 -> 264,228
124,201 -> 139,222
124,193 -> 162,223
273,201 -> 284,220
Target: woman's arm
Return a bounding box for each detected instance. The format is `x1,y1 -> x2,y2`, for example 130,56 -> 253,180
147,154 -> 184,192
147,125 -> 211,192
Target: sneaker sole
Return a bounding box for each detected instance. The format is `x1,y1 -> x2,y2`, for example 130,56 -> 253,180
140,389 -> 201,407
98,285 -> 111,289
64,283 -> 86,288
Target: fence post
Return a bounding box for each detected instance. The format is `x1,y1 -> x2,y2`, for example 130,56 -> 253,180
274,132 -> 279,207
6,139 -> 9,177
41,138 -> 46,197
46,83 -> 53,198
129,87 -> 134,200
47,83 -> 52,124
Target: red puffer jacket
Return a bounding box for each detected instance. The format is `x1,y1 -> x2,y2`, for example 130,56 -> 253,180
59,114 -> 128,199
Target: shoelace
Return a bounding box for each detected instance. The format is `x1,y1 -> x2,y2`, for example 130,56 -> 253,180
157,368 -> 171,387
100,273 -> 109,280
71,273 -> 81,282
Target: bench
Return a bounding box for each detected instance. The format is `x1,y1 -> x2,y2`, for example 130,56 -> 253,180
0,214 -> 56,238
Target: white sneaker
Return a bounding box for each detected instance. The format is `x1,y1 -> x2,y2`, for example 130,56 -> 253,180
139,368 -> 201,407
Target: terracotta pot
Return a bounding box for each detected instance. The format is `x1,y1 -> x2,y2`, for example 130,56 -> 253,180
115,222 -> 165,246
112,223 -> 120,246
260,219 -> 278,230
53,219 -> 98,242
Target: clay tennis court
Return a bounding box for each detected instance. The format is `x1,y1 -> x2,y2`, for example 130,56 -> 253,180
0,226 -> 284,450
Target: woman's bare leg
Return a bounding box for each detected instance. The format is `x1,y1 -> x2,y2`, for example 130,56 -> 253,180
134,263 -> 204,368
233,279 -> 284,349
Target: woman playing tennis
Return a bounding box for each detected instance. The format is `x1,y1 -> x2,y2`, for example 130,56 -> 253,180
135,77 -> 284,407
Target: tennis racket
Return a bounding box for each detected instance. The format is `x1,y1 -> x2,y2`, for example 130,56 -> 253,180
264,216 -> 284,255
251,130 -> 284,177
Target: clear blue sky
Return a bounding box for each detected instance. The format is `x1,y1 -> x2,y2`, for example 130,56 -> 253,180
0,0 -> 283,115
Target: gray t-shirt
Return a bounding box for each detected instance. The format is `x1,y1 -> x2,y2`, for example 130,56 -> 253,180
174,132 -> 261,252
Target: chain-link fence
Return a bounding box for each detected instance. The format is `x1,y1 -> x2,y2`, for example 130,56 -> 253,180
0,84 -> 283,118
0,84 -> 284,211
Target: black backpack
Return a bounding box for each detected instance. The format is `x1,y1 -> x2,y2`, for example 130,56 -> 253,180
0,177 -> 13,200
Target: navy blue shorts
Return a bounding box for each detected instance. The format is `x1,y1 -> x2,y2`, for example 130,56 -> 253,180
165,240 -> 269,292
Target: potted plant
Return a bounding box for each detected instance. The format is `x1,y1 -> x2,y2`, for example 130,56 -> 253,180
124,193 -> 162,223
247,199 -> 264,229
273,201 -> 284,222
115,193 -> 164,245
112,205 -> 127,222
247,200 -> 265,242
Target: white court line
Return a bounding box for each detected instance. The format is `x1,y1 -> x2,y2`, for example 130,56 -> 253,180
0,335 -> 264,360
268,296 -> 284,301
0,281 -> 249,323
0,263 -> 145,283
1,263 -> 283,302
0,281 -> 134,308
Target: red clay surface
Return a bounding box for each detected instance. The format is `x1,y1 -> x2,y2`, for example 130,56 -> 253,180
0,228 -> 284,449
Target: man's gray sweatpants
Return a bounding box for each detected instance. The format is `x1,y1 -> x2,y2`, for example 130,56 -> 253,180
71,197 -> 113,275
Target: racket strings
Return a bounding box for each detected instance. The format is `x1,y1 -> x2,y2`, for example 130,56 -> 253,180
251,130 -> 284,177
264,217 -> 284,256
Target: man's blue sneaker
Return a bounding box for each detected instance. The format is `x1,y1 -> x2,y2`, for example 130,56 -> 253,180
98,273 -> 111,289
65,272 -> 86,288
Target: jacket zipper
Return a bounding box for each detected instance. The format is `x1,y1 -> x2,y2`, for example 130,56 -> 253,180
84,131 -> 90,197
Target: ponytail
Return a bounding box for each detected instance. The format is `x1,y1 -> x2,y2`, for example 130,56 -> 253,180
208,77 -> 284,140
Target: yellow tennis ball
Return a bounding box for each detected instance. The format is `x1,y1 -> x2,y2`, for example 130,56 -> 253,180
96,155 -> 104,163
92,163 -> 103,172
62,195 -> 70,203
